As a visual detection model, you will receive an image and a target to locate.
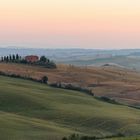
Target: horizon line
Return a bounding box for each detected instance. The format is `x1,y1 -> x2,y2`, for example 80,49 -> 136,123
0,47 -> 140,51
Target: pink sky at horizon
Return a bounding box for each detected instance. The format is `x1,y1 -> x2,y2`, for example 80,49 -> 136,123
0,0 -> 140,49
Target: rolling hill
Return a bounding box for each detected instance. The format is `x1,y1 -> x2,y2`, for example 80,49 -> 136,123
0,75 -> 140,139
0,63 -> 140,107
59,55 -> 140,70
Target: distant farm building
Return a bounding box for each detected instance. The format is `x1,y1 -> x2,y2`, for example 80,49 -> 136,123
25,55 -> 39,63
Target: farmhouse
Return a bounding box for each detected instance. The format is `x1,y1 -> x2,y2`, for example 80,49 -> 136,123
25,55 -> 39,63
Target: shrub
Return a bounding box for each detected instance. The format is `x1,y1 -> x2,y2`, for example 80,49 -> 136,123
97,96 -> 119,104
68,134 -> 80,140
62,137 -> 68,140
42,76 -> 48,84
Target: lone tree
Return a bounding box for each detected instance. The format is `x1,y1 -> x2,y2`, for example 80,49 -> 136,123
42,76 -> 48,84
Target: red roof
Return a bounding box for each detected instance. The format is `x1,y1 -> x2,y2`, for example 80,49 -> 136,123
25,55 -> 39,62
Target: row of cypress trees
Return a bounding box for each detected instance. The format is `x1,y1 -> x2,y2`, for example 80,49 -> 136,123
1,54 -> 21,62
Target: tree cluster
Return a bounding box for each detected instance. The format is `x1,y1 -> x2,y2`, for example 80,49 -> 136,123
36,56 -> 57,68
0,54 -> 56,69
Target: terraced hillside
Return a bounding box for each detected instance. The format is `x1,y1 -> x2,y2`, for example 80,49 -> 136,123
0,63 -> 140,107
0,76 -> 140,140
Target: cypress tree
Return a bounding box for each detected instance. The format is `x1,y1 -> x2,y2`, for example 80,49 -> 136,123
16,54 -> 19,60
12,54 -> 15,61
6,56 -> 9,62
9,55 -> 12,61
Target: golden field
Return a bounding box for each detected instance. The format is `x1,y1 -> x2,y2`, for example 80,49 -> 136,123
0,63 -> 140,106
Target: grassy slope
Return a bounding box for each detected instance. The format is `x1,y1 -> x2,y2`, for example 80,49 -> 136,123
106,136 -> 140,140
1,63 -> 140,107
0,76 -> 140,140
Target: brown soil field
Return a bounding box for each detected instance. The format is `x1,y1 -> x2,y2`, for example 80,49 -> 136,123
0,63 -> 140,107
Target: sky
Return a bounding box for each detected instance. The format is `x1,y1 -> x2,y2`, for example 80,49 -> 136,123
0,0 -> 140,49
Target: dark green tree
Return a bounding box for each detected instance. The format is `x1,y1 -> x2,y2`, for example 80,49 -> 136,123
6,56 -> 9,62
1,57 -> 4,62
4,56 -> 6,61
42,76 -> 48,84
9,55 -> 12,61
16,54 -> 19,60
12,54 -> 15,61
40,56 -> 47,62
62,137 -> 67,140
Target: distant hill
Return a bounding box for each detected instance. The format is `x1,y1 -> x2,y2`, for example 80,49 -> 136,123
1,48 -> 140,70
59,55 -> 140,70
0,75 -> 140,140
2,48 -> 140,70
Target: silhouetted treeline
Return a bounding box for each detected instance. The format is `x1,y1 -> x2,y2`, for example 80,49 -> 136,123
1,54 -> 21,62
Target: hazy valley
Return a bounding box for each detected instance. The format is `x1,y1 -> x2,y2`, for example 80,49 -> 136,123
0,49 -> 140,140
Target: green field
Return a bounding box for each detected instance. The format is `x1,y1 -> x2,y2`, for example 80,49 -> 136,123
0,76 -> 140,140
